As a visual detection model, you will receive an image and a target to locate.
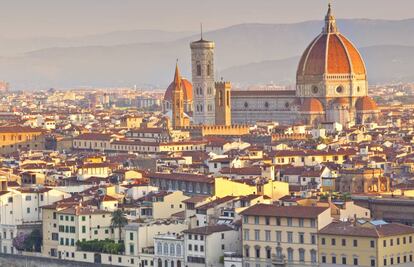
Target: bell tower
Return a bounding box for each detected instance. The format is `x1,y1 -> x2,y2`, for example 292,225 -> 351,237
190,26 -> 216,125
172,62 -> 184,128
215,81 -> 232,126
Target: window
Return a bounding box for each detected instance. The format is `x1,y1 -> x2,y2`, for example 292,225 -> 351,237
299,233 -> 304,244
254,230 -> 260,241
353,239 -> 358,247
353,257 -> 359,265
254,216 -> 259,224
265,230 -> 271,241
266,247 -> 271,259
287,248 -> 293,262
322,255 -> 326,263
243,229 -> 250,241
196,63 -> 201,76
276,231 -> 282,242
255,247 -> 260,258
276,218 -> 281,226
299,249 -> 305,262
321,238 -> 326,245
299,218 -> 304,227
342,256 -> 347,265
287,218 -> 292,226
371,259 -> 375,266
265,217 -> 270,225
332,256 -> 336,264
130,233 -> 134,240
243,216 -> 248,224
331,238 -> 336,246
311,250 -> 317,263
287,232 -> 293,243
311,234 -> 316,245
25,195 -> 31,201
370,240 -> 375,248
383,240 -> 386,247
342,239 -> 346,246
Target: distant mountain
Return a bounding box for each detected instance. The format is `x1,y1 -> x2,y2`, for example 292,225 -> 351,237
220,45 -> 414,85
0,30 -> 194,56
1,19 -> 414,89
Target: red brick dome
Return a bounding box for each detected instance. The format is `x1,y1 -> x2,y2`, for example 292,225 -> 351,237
164,78 -> 193,103
297,5 -> 366,79
356,96 -> 377,111
300,98 -> 324,113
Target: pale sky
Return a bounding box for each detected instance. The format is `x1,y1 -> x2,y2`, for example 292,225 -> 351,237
0,0 -> 412,38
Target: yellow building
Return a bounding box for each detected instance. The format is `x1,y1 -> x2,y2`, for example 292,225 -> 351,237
152,191 -> 189,219
120,115 -> 143,129
214,177 -> 289,200
318,220 -> 414,267
0,126 -> 45,155
240,204 -> 332,267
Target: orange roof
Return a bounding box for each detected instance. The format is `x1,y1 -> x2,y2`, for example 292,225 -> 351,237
164,78 -> 192,102
356,96 -> 378,111
300,98 -> 324,113
297,5 -> 366,78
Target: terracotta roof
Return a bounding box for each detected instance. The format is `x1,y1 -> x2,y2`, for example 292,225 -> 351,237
356,96 -> 378,111
319,221 -> 414,238
297,8 -> 366,78
232,90 -> 296,97
183,225 -> 234,235
148,172 -> 214,184
164,78 -> 192,103
74,133 -> 112,141
240,203 -> 328,218
300,98 -> 324,113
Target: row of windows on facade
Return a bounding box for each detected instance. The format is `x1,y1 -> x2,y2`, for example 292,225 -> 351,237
1,143 -> 38,149
0,134 -> 39,142
321,254 -> 413,266
195,87 -> 213,96
155,179 -> 212,194
244,229 -> 316,244
156,242 -> 182,257
195,104 -> 213,112
245,246 -> 317,263
196,62 -> 212,77
321,235 -> 413,247
242,102 -> 290,109
244,215 -> 317,227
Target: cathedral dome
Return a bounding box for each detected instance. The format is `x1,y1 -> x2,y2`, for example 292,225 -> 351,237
164,78 -> 193,103
356,96 -> 377,111
300,98 -> 324,113
297,4 -> 366,79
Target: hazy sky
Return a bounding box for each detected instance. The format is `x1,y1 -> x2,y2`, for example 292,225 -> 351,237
1,0 -> 413,38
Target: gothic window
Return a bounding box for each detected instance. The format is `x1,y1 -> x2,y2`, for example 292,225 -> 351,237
219,91 -> 224,106
196,62 -> 201,76
357,86 -> 361,92
336,86 -> 343,94
226,91 -> 230,107
207,62 -> 211,76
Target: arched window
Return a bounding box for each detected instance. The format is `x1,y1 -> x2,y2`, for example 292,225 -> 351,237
157,242 -> 162,255
299,248 -> 305,262
218,91 -> 224,106
170,244 -> 175,255
164,243 -> 169,255
158,259 -> 162,267
196,62 -> 201,76
287,248 -> 294,262
176,244 -> 181,256
207,62 -> 211,76
165,260 -> 168,267
311,249 -> 317,263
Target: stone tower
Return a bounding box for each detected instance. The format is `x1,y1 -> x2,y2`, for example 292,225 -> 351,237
171,63 -> 184,128
190,32 -> 216,125
215,81 -> 232,126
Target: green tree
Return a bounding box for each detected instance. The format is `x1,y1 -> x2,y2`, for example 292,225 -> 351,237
111,209 -> 128,242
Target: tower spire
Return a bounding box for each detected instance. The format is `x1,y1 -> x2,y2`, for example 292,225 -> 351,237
200,23 -> 203,40
324,1 -> 338,33
174,59 -> 181,88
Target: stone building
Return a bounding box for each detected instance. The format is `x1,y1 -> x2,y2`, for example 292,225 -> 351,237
231,4 -> 379,127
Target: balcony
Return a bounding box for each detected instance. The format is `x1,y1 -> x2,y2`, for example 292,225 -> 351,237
272,254 -> 286,267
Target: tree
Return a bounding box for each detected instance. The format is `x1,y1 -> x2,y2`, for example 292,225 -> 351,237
111,209 -> 128,242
